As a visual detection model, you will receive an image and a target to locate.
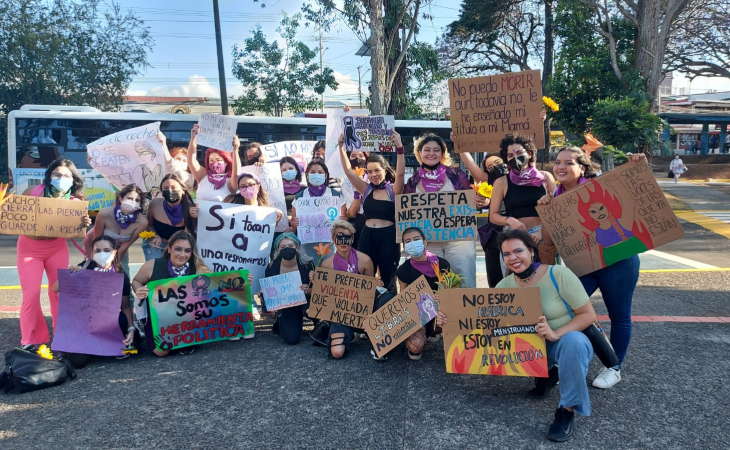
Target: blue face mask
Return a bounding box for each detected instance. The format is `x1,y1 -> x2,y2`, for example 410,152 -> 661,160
51,177 -> 74,193
282,169 -> 297,181
308,173 -> 326,186
404,240 -> 425,258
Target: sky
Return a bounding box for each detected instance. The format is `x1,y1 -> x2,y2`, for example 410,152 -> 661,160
121,0 -> 730,104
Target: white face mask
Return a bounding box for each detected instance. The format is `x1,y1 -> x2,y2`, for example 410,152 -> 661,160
120,199 -> 140,214
93,251 -> 115,268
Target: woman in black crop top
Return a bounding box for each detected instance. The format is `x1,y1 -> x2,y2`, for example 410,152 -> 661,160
489,134 -> 558,264
143,173 -> 197,261
339,131 -> 405,292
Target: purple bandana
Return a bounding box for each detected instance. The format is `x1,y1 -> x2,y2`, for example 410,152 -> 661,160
93,265 -> 116,273
307,184 -> 328,197
409,250 -> 439,277
168,259 -> 190,278
206,171 -> 228,190
417,164 -> 447,192
163,200 -> 183,226
283,180 -> 302,194
372,180 -> 392,190
333,248 -> 358,274
509,165 -> 545,187
554,176 -> 588,197
114,205 -> 138,230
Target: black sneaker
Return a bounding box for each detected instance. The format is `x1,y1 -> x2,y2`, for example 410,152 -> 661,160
527,366 -> 559,399
547,407 -> 575,442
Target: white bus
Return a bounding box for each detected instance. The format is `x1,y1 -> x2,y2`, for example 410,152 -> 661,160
6,105 -> 455,210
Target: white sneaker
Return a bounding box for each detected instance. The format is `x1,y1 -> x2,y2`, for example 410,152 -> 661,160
592,367 -> 621,389
243,331 -> 255,340
370,349 -> 387,361
426,333 -> 442,343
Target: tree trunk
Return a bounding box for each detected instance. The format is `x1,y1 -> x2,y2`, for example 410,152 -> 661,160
542,0 -> 554,160
384,0 -> 406,118
366,0 -> 388,114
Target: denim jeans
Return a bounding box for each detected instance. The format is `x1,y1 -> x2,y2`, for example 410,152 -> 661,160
546,331 -> 593,416
142,239 -> 166,261
327,291 -> 393,357
278,303 -> 310,345
579,254 -> 640,366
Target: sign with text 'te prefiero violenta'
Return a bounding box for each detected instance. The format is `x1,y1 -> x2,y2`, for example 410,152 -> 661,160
306,268 -> 377,329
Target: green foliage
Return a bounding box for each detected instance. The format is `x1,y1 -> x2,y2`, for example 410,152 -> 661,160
591,97 -> 662,154
400,42 -> 450,119
231,13 -> 338,117
0,0 -> 151,181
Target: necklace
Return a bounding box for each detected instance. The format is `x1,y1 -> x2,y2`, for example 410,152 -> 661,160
518,271 -> 538,283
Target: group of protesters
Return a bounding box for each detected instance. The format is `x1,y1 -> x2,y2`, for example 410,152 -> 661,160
14,114 -> 647,442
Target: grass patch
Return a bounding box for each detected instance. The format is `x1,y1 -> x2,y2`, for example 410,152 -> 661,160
662,191 -> 693,211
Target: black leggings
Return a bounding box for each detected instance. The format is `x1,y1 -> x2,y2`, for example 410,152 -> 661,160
358,225 -> 400,292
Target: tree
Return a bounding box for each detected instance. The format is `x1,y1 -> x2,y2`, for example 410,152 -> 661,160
402,42 -> 451,119
0,0 -> 152,166
231,13 -> 338,117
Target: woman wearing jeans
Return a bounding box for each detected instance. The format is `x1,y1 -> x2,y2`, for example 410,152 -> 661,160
538,146 -> 646,389
437,229 -> 597,442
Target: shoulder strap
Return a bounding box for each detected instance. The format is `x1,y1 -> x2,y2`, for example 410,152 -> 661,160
385,184 -> 395,202
549,266 -> 574,319
31,184 -> 45,196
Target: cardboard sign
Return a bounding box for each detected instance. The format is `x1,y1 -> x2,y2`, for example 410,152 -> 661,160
293,196 -> 342,244
260,272 -> 307,312
197,113 -> 239,152
147,270 -> 254,351
12,168 -> 114,212
0,195 -> 88,238
449,70 -> 544,153
197,201 -> 277,293
306,268 -> 377,328
395,190 -> 478,243
349,115 -> 396,153
537,161 -> 685,277
87,122 -> 170,192
259,141 -> 317,167
325,108 -> 369,178
242,163 -> 289,231
365,275 -> 438,358
52,270 -> 126,356
440,288 -> 547,377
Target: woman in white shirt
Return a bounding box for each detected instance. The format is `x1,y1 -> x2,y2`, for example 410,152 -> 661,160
186,124 -> 241,202
669,155 -> 686,183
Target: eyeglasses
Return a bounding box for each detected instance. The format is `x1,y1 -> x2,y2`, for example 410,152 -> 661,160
51,173 -> 72,180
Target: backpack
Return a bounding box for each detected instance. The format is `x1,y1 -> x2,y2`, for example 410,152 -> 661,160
0,348 -> 76,394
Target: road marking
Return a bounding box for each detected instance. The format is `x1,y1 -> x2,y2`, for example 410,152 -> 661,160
674,210 -> 730,240
702,211 -> 730,224
644,250 -> 718,269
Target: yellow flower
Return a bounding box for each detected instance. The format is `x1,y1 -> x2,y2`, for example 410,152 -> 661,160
37,344 -> 53,360
471,182 -> 493,199
123,348 -> 138,355
436,269 -> 465,290
0,183 -> 14,206
139,231 -> 156,240
543,96 -> 559,112
353,167 -> 365,178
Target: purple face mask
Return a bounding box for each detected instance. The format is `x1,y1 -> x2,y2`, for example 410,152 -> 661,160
209,161 -> 226,174
241,185 -> 259,200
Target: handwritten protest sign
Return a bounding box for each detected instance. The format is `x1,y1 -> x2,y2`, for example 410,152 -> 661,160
439,288 -> 547,377
365,275 -> 437,358
352,115 -> 396,153
259,141 -> 317,168
293,196 -> 342,244
52,270 -> 126,356
260,272 -> 307,312
325,108 -> 369,178
537,160 -> 684,277
87,122 -> 170,192
243,163 -> 289,231
449,70 -> 544,153
196,113 -> 239,152
0,195 -> 88,238
197,201 -> 276,293
147,270 -> 254,351
307,268 -> 377,328
395,190 -> 477,243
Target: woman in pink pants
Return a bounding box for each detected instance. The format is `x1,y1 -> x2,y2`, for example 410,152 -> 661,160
18,158 -> 91,349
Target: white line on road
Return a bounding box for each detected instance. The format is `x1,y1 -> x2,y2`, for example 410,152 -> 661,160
644,250 -> 718,269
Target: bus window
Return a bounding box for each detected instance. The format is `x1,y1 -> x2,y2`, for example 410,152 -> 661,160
17,145 -> 62,168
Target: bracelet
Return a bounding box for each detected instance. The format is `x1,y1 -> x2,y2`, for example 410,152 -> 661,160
127,326 -> 135,333
396,146 -> 404,155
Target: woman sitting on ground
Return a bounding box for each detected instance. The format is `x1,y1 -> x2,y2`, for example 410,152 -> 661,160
436,229 -> 597,442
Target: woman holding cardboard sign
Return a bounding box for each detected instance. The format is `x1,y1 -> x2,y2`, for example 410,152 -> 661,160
17,157 -> 92,350
396,227 -> 451,359
537,147 -> 646,389
187,124 -> 240,203
435,229 -> 597,443
338,131 -> 405,292
263,233 -> 315,345
401,134 -> 476,288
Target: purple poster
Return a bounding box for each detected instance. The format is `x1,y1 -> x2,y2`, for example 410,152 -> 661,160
52,269 -> 126,356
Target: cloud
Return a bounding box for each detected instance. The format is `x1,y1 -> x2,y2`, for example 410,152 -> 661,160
145,75 -> 221,97
325,71 -> 360,99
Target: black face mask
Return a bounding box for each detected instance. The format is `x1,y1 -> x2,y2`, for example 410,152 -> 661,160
421,162 -> 441,171
514,256 -> 538,280
335,232 -> 354,246
487,163 -> 509,185
508,154 -> 529,172
350,158 -> 366,168
280,247 -> 297,261
162,189 -> 180,203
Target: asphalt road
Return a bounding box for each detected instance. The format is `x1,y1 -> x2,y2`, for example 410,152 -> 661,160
0,181 -> 729,449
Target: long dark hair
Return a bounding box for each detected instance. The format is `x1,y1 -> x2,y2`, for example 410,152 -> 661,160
43,158 -> 86,200
224,173 -> 270,206
366,154 -> 396,183
306,158 -> 330,186
555,146 -> 601,179
163,230 -> 209,273
91,235 -> 123,273
116,184 -> 146,209
279,156 -> 303,182
312,140 -> 326,158
497,229 -> 541,263
160,173 -> 197,234
499,134 -> 537,165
